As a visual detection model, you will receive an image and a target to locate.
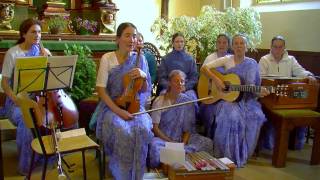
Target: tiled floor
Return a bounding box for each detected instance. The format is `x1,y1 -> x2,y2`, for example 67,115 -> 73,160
1,139 -> 320,180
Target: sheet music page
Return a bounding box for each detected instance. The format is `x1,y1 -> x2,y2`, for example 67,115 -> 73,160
60,128 -> 86,139
13,56 -> 48,94
47,55 -> 78,90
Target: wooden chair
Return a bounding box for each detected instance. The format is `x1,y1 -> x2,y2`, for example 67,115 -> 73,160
143,42 -> 162,66
16,92 -> 102,180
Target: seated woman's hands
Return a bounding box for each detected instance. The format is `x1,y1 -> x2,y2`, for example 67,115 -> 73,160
115,108 -> 133,120
129,68 -> 146,79
258,87 -> 270,98
214,78 -> 226,92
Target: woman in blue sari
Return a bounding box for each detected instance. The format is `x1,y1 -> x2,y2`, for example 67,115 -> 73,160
149,70 -> 213,168
200,34 -> 231,138
201,34 -> 269,167
1,18 -> 51,175
157,32 -> 198,93
91,22 -> 153,179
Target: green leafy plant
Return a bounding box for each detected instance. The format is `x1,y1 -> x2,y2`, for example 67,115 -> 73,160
64,44 -> 96,102
151,6 -> 262,63
47,16 -> 68,34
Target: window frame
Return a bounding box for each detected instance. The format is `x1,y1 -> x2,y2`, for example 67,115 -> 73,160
256,0 -> 317,4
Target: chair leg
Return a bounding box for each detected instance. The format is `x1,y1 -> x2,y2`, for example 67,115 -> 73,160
41,157 -> 48,180
82,150 -> 86,180
306,126 -> 311,144
97,148 -> 102,180
102,147 -> 105,177
27,151 -> 35,180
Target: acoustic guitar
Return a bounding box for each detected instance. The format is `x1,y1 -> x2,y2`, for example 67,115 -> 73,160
197,68 -> 288,104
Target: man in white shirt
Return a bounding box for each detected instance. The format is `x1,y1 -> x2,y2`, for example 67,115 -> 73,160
259,35 -> 317,150
259,35 -> 316,83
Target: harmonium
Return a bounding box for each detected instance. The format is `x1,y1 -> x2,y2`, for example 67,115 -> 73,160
165,151 -> 236,180
260,76 -> 319,109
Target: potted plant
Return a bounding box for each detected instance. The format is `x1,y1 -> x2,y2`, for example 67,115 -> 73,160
71,17 -> 98,35
64,44 -> 97,102
151,6 -> 262,63
47,16 -> 68,34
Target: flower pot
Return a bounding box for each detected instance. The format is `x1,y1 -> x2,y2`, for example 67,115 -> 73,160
49,27 -> 61,34
77,28 -> 93,35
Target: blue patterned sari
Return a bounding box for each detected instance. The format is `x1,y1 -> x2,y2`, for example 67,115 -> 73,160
92,53 -> 153,180
3,44 -> 44,175
202,57 -> 266,167
149,93 -> 213,168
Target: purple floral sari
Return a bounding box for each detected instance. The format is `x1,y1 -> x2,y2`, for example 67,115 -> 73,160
201,57 -> 266,167
92,53 -> 153,180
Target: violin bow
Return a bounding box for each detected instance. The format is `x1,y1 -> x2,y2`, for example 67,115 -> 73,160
132,96 -> 213,116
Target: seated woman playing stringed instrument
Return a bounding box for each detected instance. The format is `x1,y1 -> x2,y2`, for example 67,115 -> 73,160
90,22 -> 153,179
1,18 -> 52,175
200,34 -> 269,167
149,70 -> 213,168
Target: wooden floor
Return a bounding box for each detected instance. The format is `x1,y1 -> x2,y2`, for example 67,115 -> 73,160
1,138 -> 320,180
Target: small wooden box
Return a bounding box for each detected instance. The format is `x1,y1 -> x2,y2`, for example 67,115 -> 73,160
167,163 -> 236,180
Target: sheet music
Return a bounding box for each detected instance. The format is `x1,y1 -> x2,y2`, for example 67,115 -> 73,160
13,56 -> 48,94
46,55 -> 78,90
60,128 -> 86,139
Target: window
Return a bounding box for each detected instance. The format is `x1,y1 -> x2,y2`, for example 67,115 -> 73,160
256,0 -> 312,3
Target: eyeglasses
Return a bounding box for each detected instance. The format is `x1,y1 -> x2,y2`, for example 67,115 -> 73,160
172,80 -> 185,86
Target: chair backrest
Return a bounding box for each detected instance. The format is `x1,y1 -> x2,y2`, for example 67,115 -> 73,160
143,42 -> 162,65
16,92 -> 43,129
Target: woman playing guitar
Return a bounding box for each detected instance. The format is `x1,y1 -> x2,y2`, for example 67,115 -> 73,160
200,34 -> 269,168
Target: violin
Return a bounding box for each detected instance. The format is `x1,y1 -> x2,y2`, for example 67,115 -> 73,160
37,90 -> 79,130
115,49 -> 144,113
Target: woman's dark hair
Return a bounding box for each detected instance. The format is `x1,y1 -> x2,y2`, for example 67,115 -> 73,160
171,32 -> 184,43
137,32 -> 144,40
116,22 -> 137,37
216,33 -> 231,53
16,18 -> 42,45
217,34 -> 230,46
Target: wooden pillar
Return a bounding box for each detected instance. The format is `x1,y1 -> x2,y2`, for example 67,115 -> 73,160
161,0 -> 169,20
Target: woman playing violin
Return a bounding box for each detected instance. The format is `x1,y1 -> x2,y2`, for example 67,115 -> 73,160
200,34 -> 269,167
1,18 -> 51,175
149,69 -> 213,168
90,22 -> 153,179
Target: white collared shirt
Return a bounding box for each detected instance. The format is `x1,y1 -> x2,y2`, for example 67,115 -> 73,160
259,51 -> 313,77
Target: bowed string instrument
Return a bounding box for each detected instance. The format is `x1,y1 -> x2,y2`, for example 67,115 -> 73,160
115,46 -> 146,113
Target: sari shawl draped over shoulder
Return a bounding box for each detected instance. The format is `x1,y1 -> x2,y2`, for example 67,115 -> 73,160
92,53 -> 153,180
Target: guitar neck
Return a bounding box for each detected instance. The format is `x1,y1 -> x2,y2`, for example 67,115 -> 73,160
228,85 -> 274,93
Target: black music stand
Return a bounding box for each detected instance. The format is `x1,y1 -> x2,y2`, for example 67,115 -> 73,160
14,55 -> 78,179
